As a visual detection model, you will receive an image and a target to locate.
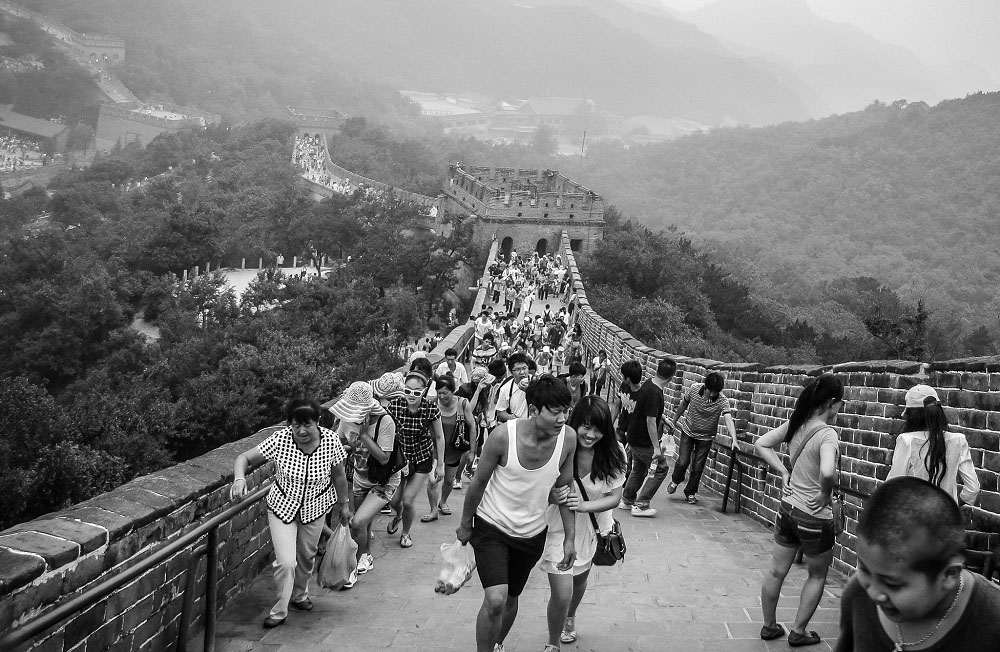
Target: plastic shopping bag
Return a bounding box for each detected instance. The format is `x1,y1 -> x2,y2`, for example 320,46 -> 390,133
434,539 -> 477,595
317,524 -> 358,590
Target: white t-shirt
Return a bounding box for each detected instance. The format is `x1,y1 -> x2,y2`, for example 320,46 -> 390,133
436,361 -> 469,385
495,377 -> 528,419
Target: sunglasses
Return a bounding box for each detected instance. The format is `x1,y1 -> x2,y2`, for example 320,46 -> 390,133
403,386 -> 424,397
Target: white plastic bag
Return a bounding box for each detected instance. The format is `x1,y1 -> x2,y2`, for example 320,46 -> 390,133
434,539 -> 477,595
318,524 -> 358,590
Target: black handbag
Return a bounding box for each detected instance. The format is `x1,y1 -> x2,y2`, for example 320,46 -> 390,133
366,415 -> 406,485
574,474 -> 626,566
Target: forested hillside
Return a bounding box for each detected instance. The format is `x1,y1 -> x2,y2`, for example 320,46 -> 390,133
23,0 -> 810,125
0,120 -> 478,529
575,93 -> 1000,326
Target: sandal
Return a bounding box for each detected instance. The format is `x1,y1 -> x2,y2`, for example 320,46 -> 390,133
386,512 -> 402,535
399,533 -> 413,548
560,616 -> 577,643
420,513 -> 439,523
438,504 -> 452,516
759,623 -> 785,640
788,630 -> 821,647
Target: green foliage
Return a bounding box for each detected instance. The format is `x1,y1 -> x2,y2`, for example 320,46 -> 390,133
0,118 -> 481,527
576,94 -> 1000,337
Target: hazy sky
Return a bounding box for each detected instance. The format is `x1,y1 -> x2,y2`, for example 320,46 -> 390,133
659,0 -> 1000,78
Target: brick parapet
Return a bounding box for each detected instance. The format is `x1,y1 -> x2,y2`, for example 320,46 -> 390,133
559,232 -> 1000,574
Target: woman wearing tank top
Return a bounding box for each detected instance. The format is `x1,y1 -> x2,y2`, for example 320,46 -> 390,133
755,373 -> 844,648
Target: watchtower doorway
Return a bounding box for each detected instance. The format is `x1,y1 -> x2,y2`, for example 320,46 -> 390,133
500,236 -> 513,262
535,238 -> 548,256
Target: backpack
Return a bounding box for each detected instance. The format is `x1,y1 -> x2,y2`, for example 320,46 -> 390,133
366,415 -> 407,485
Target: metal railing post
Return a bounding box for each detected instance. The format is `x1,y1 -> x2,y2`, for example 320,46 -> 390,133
204,527 -> 219,652
720,445 -> 738,513
176,544 -> 208,652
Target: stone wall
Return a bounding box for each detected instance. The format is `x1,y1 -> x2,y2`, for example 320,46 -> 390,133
559,232 -> 999,575
0,430 -> 279,652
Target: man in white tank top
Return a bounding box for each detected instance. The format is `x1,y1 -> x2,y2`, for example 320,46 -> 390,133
457,376 -> 578,652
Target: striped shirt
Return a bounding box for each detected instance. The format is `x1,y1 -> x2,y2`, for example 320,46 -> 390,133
679,382 -> 732,440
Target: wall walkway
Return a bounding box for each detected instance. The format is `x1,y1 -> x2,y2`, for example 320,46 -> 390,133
559,232 -> 1000,575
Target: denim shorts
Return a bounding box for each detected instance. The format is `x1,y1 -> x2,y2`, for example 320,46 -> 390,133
774,502 -> 835,557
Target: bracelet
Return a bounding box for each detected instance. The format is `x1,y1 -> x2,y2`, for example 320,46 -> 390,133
233,478 -> 246,484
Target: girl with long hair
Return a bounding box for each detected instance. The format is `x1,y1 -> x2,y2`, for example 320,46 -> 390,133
755,373 -> 844,647
887,384 -> 980,505
423,375 -> 478,521
542,396 -> 628,650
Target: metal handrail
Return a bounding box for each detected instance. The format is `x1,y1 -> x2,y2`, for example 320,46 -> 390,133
714,437 -> 870,514
0,482 -> 272,652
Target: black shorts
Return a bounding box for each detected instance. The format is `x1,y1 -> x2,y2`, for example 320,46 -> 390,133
408,457 -> 434,475
774,502 -> 836,557
470,517 -> 547,597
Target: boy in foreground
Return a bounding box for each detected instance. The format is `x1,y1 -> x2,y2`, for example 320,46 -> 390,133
457,376 -> 578,652
836,476 -> 1000,651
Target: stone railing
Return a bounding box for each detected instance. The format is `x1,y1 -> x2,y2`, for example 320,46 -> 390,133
559,232 -> 999,575
0,248 -> 494,651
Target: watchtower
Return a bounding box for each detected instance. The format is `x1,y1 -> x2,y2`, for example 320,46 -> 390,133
442,165 -> 604,260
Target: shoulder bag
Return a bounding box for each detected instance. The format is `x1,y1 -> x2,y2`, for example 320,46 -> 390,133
574,472 -> 626,566
788,423 -> 844,536
366,415 -> 407,485
451,398 -> 471,452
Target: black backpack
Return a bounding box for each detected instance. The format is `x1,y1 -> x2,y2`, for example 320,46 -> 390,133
366,415 -> 407,485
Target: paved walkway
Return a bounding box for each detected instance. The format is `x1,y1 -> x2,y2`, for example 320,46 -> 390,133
196,484 -> 846,652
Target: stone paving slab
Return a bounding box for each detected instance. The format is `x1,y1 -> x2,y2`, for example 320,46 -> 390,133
193,484 -> 847,652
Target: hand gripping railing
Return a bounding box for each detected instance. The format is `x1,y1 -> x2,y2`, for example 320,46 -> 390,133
0,482 -> 272,652
714,437 -> 869,514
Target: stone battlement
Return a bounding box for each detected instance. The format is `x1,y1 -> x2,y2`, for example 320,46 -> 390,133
558,232 -> 999,576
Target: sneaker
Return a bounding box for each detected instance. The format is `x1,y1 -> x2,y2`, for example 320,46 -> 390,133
400,533 -> 414,548
453,479 -> 463,490
686,494 -> 698,505
617,499 -> 633,510
357,552 -> 374,574
380,504 -> 392,515
631,505 -> 657,518
666,482 -> 678,494
340,568 -> 358,590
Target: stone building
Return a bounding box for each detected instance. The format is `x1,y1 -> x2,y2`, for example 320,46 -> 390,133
95,102 -> 221,152
286,106 -> 346,134
442,164 -> 604,259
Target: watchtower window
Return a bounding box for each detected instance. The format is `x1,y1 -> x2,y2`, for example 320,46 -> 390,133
569,214 -> 574,219
543,213 -> 549,218
570,239 -> 582,252
517,212 -> 523,217
545,202 -> 549,208
518,202 -> 523,207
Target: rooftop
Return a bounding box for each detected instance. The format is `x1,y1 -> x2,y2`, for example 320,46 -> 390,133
0,106 -> 68,139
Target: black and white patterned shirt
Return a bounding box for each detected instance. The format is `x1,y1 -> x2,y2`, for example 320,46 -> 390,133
257,426 -> 347,524
386,397 -> 440,464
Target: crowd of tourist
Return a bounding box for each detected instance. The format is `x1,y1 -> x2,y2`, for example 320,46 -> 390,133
0,135 -> 46,172
230,295 -> 995,650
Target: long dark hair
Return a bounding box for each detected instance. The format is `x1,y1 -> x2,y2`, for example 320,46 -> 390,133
785,374 -> 844,444
568,396 -> 627,483
901,397 -> 950,486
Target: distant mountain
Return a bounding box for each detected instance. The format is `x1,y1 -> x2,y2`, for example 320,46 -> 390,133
680,0 -> 954,114
573,92 -> 1000,322
25,0 -> 814,126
